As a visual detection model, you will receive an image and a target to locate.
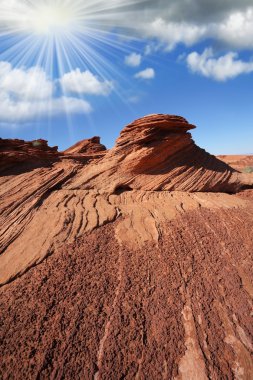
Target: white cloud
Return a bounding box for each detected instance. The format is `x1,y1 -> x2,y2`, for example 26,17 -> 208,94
0,94 -> 92,123
217,8 -> 253,49
1,0 -> 253,52
126,3 -> 253,52
125,52 -> 142,67
0,61 -> 93,123
135,68 -> 155,79
60,69 -> 113,96
139,9 -> 253,52
141,18 -> 207,51
0,61 -> 53,100
187,48 -> 253,81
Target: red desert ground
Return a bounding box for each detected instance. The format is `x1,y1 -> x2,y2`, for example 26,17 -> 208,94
0,114 -> 253,379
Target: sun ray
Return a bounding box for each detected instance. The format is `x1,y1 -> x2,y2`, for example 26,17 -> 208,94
0,0 -> 149,126
0,0 -> 146,71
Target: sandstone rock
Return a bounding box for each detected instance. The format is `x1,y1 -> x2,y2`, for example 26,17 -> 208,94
63,136 -> 106,154
0,138 -> 59,172
0,136 -> 107,172
0,114 -> 253,379
67,114 -> 252,193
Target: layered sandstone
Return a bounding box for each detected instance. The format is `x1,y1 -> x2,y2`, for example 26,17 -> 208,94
63,136 -> 106,155
0,138 -> 59,172
1,200 -> 253,380
0,136 -> 108,173
1,114 -> 252,284
66,114 -> 252,193
0,114 -> 253,379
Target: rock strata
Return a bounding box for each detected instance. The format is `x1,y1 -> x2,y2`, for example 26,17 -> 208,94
63,136 -> 106,154
0,138 -> 59,172
67,114 -> 252,193
0,114 -> 253,379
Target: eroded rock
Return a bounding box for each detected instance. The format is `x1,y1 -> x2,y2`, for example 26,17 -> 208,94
0,114 -> 253,379
67,114 -> 252,193
63,136 -> 107,155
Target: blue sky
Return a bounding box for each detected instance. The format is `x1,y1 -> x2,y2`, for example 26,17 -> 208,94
0,0 -> 253,154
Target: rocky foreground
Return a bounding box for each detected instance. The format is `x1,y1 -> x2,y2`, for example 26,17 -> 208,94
0,114 -> 253,379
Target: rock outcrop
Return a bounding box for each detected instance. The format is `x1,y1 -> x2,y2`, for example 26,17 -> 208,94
0,114 -> 253,379
0,136 -> 107,173
67,114 -> 252,193
63,136 -> 106,155
0,138 -> 59,172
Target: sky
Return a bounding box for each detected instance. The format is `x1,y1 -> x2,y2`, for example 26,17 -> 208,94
0,0 -> 253,154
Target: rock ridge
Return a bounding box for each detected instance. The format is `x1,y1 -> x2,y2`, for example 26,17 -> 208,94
1,114 -> 253,379
66,114 -> 253,193
63,136 -> 107,155
0,138 -> 59,172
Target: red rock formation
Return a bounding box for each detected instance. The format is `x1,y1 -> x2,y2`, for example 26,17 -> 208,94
0,136 -> 107,172
67,114 -> 252,192
0,114 -> 253,379
0,138 -> 59,172
63,136 -> 106,154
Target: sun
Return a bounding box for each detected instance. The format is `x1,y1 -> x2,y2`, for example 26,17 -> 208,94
30,4 -> 76,35
0,0 -> 145,80
0,0 -> 146,123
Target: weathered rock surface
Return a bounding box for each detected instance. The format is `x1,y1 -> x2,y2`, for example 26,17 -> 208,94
1,205 -> 253,379
0,114 -> 253,379
66,114 -> 253,193
63,136 -> 107,155
0,138 -> 59,172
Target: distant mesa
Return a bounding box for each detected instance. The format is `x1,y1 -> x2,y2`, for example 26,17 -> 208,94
218,154 -> 253,172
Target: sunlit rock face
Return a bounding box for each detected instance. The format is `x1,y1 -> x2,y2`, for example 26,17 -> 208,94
67,114 -> 251,193
0,136 -> 107,173
63,136 -> 107,155
0,138 -> 59,172
1,114 -> 253,379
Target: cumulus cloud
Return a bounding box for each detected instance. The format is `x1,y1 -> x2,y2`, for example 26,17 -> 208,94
0,61 -> 53,100
60,69 -> 113,96
135,68 -> 155,79
0,62 -> 95,123
125,52 -> 142,67
1,0 -> 253,51
139,8 -> 253,51
0,95 -> 92,123
217,8 -> 253,49
186,48 -> 253,81
141,18 -> 207,51
127,1 -> 253,51
142,0 -> 253,24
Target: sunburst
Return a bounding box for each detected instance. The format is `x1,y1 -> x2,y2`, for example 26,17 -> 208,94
0,0 -> 148,127
0,0 -> 145,75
